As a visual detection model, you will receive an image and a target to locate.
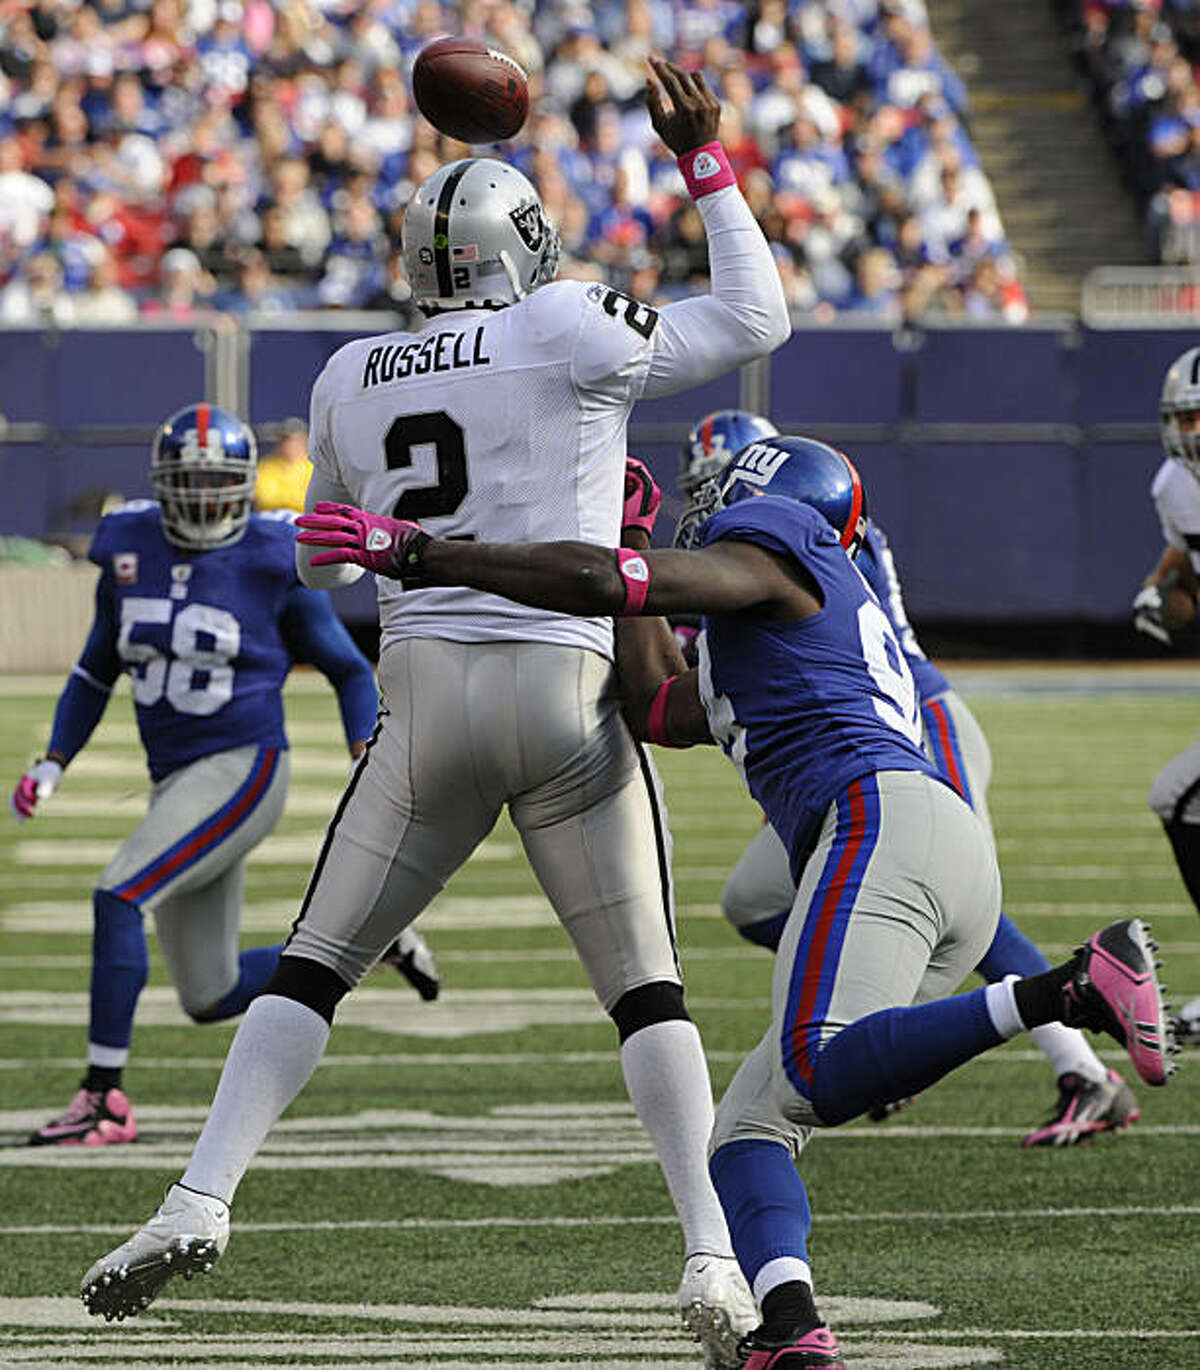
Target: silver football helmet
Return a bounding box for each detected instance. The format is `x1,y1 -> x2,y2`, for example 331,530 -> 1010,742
1160,346 -> 1200,479
401,158 -> 560,314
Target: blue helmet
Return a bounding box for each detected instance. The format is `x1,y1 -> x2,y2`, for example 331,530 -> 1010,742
675,434 -> 868,557
679,409 -> 779,495
151,403 -> 258,550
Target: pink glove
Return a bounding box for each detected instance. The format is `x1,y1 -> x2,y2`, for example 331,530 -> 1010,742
11,758 -> 63,822
297,503 -> 431,582
623,457 -> 662,538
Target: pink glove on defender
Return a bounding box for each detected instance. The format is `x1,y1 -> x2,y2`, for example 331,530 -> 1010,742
297,503 -> 431,582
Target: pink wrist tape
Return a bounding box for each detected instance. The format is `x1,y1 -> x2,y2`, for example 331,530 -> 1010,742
615,548 -> 651,615
677,141 -> 736,199
647,675 -> 677,747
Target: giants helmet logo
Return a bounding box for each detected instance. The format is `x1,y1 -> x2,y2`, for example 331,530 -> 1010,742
179,427 -> 227,464
730,443 -> 790,487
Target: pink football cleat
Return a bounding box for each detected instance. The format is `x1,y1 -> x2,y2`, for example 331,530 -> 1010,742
1061,919 -> 1177,1087
29,1087 -> 138,1147
737,1324 -> 846,1369
1021,1068 -> 1140,1148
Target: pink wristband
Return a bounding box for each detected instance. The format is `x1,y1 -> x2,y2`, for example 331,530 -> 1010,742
677,141 -> 737,199
647,675 -> 677,747
615,547 -> 651,615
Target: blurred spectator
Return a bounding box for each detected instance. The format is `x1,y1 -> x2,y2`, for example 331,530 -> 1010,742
0,134 -> 54,248
72,249 -> 139,323
843,245 -> 904,319
141,245 -> 211,317
254,417 -> 311,512
0,251 -> 76,323
212,247 -> 297,313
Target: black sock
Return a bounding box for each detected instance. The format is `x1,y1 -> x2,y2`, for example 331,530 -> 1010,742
82,1065 -> 123,1094
762,1280 -> 819,1337
1164,818 -> 1200,911
1012,957 -> 1079,1030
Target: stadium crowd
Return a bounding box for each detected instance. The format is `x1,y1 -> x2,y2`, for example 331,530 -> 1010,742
1064,0 -> 1200,264
0,0 -> 1028,325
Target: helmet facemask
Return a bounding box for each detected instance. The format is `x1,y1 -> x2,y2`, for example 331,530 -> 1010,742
151,408 -> 258,550
673,475 -> 725,550
1160,347 -> 1200,481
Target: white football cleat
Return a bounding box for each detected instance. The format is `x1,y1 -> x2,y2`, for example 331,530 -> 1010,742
380,925 -> 441,1001
677,1252 -> 759,1370
81,1183 -> 229,1321
1171,991 -> 1200,1046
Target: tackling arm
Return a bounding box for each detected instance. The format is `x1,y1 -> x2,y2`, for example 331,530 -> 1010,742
417,536 -> 787,618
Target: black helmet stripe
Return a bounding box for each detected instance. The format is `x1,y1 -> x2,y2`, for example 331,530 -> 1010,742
1192,350 -> 1200,388
434,160 -> 477,298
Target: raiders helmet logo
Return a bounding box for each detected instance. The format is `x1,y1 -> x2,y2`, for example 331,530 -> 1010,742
509,201 -> 545,252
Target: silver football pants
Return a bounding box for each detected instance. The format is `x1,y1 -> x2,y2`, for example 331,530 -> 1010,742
285,638 -> 679,1007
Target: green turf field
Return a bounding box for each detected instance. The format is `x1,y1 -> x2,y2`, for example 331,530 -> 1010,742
0,666 -> 1196,1369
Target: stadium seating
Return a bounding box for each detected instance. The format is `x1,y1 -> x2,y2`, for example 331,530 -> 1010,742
0,0 -> 1025,322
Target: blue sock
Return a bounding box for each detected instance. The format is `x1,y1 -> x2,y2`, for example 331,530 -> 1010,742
202,944 -> 283,1021
89,890 -> 149,1050
737,910 -> 789,951
975,912 -> 1051,982
710,1139 -> 811,1287
807,986 -> 1003,1126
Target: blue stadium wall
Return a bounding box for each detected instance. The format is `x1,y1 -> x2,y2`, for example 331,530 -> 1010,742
0,320 -> 1189,625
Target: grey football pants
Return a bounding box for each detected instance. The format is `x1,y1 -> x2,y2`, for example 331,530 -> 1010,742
711,770 -> 1001,1154
286,638 -> 679,1006
721,687 -> 995,933
101,745 -> 290,1013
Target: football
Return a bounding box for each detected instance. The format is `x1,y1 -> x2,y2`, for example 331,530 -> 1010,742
411,36 -> 529,144
1162,583 -> 1198,631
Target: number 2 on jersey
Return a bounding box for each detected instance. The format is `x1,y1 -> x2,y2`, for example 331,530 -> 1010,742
384,411 -> 469,521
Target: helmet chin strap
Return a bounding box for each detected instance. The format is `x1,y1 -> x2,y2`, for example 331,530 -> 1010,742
496,249 -> 527,301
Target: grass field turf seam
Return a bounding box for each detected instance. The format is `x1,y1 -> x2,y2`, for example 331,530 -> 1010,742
0,669 -> 1197,1369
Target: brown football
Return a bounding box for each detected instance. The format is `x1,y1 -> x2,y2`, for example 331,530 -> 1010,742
411,36 -> 529,144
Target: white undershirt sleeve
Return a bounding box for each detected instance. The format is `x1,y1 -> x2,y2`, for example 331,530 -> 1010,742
295,469 -> 366,590
641,185 -> 790,400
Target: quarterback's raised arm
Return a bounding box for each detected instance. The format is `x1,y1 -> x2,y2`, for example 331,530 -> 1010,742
640,57 -> 790,398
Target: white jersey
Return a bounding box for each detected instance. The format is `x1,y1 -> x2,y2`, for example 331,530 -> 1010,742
304,184 -> 790,656
1151,457 -> 1200,573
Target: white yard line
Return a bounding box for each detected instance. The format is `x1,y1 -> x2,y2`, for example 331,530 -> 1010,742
0,1046 -> 1143,1070
4,1204 -> 1199,1238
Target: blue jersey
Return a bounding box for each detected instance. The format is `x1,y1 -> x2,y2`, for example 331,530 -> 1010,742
857,520 -> 949,706
698,497 -> 942,877
53,502 -> 377,781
